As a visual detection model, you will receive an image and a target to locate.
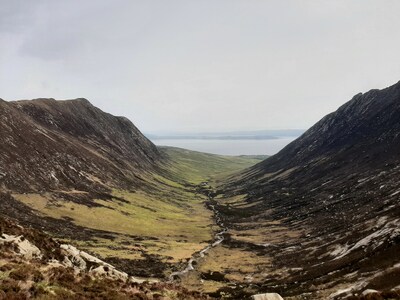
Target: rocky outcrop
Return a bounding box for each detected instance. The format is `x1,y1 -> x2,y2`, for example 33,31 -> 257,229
60,244 -> 146,283
0,218 -> 208,300
0,234 -> 42,259
251,293 -> 284,300
0,216 -> 150,284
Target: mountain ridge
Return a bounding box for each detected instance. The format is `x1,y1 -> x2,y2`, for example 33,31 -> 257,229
206,80 -> 400,299
231,80 -> 400,188
0,98 -> 160,194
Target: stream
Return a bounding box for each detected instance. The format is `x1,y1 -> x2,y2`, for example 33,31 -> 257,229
169,193 -> 227,281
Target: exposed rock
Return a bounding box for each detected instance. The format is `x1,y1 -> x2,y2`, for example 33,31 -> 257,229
0,218 -> 208,300
60,244 -> 146,282
251,293 -> 284,300
60,244 -> 88,270
0,221 -> 147,284
90,265 -> 129,282
0,233 -> 42,259
361,289 -> 379,296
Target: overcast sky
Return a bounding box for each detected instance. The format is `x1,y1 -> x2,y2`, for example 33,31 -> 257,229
1,1 -> 400,133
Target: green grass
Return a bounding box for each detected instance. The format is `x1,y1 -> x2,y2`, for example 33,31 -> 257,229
159,146 -> 263,185
13,147 -> 261,274
14,189 -> 212,264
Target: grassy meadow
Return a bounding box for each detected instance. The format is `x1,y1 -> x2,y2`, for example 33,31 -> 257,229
13,147 -> 262,278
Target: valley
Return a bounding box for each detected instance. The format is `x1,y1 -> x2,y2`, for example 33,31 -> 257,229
4,145 -> 262,279
4,1 -> 400,299
1,85 -> 400,300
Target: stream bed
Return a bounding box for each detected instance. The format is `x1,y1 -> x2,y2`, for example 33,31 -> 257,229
169,198 -> 227,281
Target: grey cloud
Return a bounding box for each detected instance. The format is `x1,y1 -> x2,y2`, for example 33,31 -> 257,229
1,0 -> 400,133
0,1 -> 38,33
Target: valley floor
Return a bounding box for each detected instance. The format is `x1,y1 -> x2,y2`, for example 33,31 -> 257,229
2,146 -> 400,300
2,147 -> 262,281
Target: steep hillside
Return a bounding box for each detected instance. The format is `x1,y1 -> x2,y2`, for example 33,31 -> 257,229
198,81 -> 400,299
236,80 -> 400,187
0,98 -> 159,194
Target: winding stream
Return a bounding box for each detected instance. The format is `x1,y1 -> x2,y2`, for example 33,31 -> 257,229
169,194 -> 227,281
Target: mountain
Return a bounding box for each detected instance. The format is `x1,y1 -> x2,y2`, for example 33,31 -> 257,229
201,81 -> 400,299
237,81 -> 400,186
0,98 -> 160,194
0,98 -> 167,275
3,84 -> 400,299
0,98 -> 261,294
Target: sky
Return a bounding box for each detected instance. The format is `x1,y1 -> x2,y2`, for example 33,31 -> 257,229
1,1 -> 400,133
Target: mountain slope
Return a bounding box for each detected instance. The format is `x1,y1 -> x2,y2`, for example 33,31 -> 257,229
202,81 -> 400,299
0,98 -> 160,194
236,80 -> 400,187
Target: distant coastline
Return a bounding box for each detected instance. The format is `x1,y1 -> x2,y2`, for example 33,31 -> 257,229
148,135 -> 278,140
146,129 -> 304,141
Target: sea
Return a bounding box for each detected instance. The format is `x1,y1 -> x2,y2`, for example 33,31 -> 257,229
151,137 -> 296,156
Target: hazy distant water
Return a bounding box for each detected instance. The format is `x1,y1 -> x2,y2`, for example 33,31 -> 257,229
151,137 -> 296,156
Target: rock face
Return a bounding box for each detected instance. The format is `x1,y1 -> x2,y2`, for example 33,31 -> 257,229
0,233 -> 42,259
0,98 -> 160,193
222,81 -> 400,298
251,293 -> 284,300
60,244 -> 146,282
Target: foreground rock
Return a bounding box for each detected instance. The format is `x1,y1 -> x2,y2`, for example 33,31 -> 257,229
60,244 -> 146,283
0,231 -> 142,283
0,234 -> 42,260
251,293 -> 284,300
